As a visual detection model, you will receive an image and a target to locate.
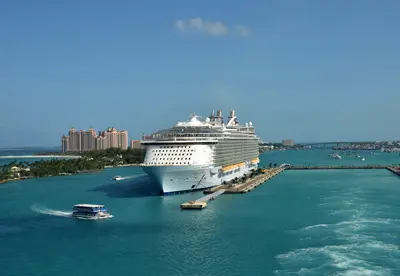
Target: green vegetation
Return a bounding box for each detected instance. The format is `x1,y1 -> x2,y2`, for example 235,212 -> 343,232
0,158 -> 104,182
35,148 -> 145,165
79,148 -> 145,166
271,143 -> 307,150
268,163 -> 278,168
0,148 -> 146,183
0,167 -> 10,182
222,167 -> 274,186
35,151 -> 80,156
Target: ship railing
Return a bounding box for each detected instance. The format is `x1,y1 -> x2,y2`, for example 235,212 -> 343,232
142,136 -> 219,141
145,134 -> 225,139
142,133 -> 257,141
141,137 -> 219,143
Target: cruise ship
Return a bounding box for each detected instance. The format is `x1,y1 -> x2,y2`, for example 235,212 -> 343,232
140,110 -> 260,194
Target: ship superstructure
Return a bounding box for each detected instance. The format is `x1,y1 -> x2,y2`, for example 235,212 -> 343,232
140,110 -> 260,194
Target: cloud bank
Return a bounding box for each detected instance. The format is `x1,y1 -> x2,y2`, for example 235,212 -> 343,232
174,18 -> 249,37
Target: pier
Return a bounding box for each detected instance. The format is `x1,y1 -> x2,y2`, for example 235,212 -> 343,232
181,189 -> 226,209
225,168 -> 284,194
287,165 -> 400,177
286,165 -> 393,170
181,168 -> 285,210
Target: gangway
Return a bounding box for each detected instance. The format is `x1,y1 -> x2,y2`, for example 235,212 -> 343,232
195,189 -> 225,202
181,189 -> 226,209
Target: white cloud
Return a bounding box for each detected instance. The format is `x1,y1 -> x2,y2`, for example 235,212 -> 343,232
235,25 -> 250,37
175,18 -> 247,37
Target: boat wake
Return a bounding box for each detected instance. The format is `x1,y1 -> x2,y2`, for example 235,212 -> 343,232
112,174 -> 146,181
119,174 -> 146,181
31,204 -> 72,218
119,175 -> 136,180
300,224 -> 329,231
276,187 -> 400,275
73,214 -> 114,220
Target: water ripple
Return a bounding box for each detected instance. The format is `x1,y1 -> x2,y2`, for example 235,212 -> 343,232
276,177 -> 400,276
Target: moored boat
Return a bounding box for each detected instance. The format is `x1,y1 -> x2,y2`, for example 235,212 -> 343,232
140,109 -> 260,194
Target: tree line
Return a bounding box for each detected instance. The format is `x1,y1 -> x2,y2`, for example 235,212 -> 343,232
0,148 -> 146,182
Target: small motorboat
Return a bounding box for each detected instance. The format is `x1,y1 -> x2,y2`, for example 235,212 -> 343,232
112,175 -> 122,181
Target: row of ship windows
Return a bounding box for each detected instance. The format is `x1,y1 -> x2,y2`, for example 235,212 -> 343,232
147,162 -> 190,165
163,145 -> 192,148
153,157 -> 191,161
154,153 -> 193,156
154,149 -> 195,153
157,145 -> 192,149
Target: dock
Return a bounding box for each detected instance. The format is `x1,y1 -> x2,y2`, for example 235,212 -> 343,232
180,189 -> 226,209
182,168 -> 285,210
286,165 -> 394,170
224,168 -> 285,194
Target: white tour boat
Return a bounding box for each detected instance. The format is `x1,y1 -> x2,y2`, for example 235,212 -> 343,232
72,204 -> 113,220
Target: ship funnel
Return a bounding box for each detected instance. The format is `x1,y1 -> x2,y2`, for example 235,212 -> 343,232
230,110 -> 236,118
215,110 -> 223,124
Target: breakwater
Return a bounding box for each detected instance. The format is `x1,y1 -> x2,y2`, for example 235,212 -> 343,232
287,164 -> 400,179
286,165 -> 398,170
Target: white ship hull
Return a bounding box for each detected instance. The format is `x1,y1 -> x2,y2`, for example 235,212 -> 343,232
72,214 -> 113,220
141,162 -> 258,194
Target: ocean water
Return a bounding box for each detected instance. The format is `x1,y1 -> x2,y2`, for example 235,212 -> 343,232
263,149 -> 400,166
0,150 -> 399,275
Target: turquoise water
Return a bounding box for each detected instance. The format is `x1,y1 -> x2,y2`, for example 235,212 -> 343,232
1,150 -> 400,275
264,149 -> 400,166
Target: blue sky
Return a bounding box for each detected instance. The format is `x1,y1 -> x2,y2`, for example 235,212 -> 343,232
1,0 -> 400,147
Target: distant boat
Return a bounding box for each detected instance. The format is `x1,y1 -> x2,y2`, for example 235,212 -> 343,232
329,153 -> 342,160
112,175 -> 122,181
361,158 -> 365,161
